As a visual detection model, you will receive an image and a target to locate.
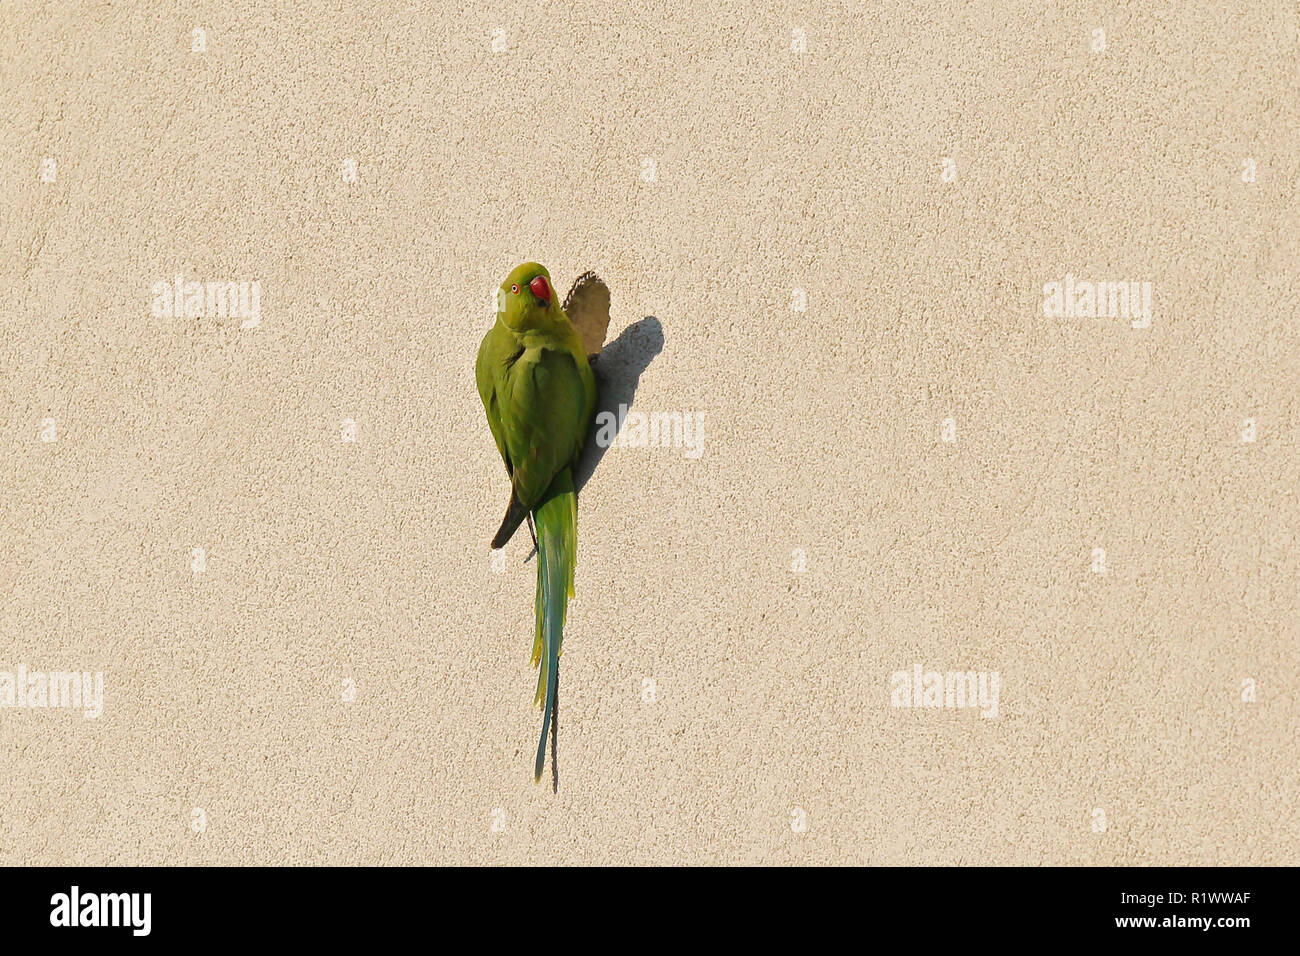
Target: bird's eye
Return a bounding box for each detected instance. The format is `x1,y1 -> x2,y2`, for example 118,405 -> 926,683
510,284 -> 519,294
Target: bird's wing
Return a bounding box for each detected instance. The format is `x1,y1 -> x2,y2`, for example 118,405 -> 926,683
501,346 -> 588,511
476,324 -> 518,475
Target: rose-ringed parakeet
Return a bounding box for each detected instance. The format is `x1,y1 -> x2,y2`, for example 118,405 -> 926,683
475,262 -> 609,783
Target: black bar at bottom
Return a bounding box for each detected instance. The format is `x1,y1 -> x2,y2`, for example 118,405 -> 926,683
0,865 -> 1285,942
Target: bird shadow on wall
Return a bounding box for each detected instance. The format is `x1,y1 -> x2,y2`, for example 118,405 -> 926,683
574,315 -> 664,496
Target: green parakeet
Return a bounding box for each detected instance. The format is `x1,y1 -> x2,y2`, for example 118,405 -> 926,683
475,262 -> 607,783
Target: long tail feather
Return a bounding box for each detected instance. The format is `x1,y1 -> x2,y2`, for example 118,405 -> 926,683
532,468 -> 576,783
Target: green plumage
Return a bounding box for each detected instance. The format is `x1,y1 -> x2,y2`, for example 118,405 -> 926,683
476,262 -> 598,783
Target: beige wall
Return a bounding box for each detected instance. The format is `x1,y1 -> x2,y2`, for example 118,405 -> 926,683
1,2 -> 1295,864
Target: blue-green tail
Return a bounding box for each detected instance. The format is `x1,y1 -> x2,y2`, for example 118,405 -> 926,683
531,468 -> 576,783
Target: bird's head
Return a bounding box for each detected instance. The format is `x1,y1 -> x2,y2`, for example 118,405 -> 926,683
498,262 -> 556,331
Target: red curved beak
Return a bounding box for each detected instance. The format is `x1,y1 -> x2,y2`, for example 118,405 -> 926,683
529,274 -> 552,307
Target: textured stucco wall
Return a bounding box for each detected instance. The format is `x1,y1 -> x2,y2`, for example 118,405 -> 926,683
1,1 -> 1296,864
